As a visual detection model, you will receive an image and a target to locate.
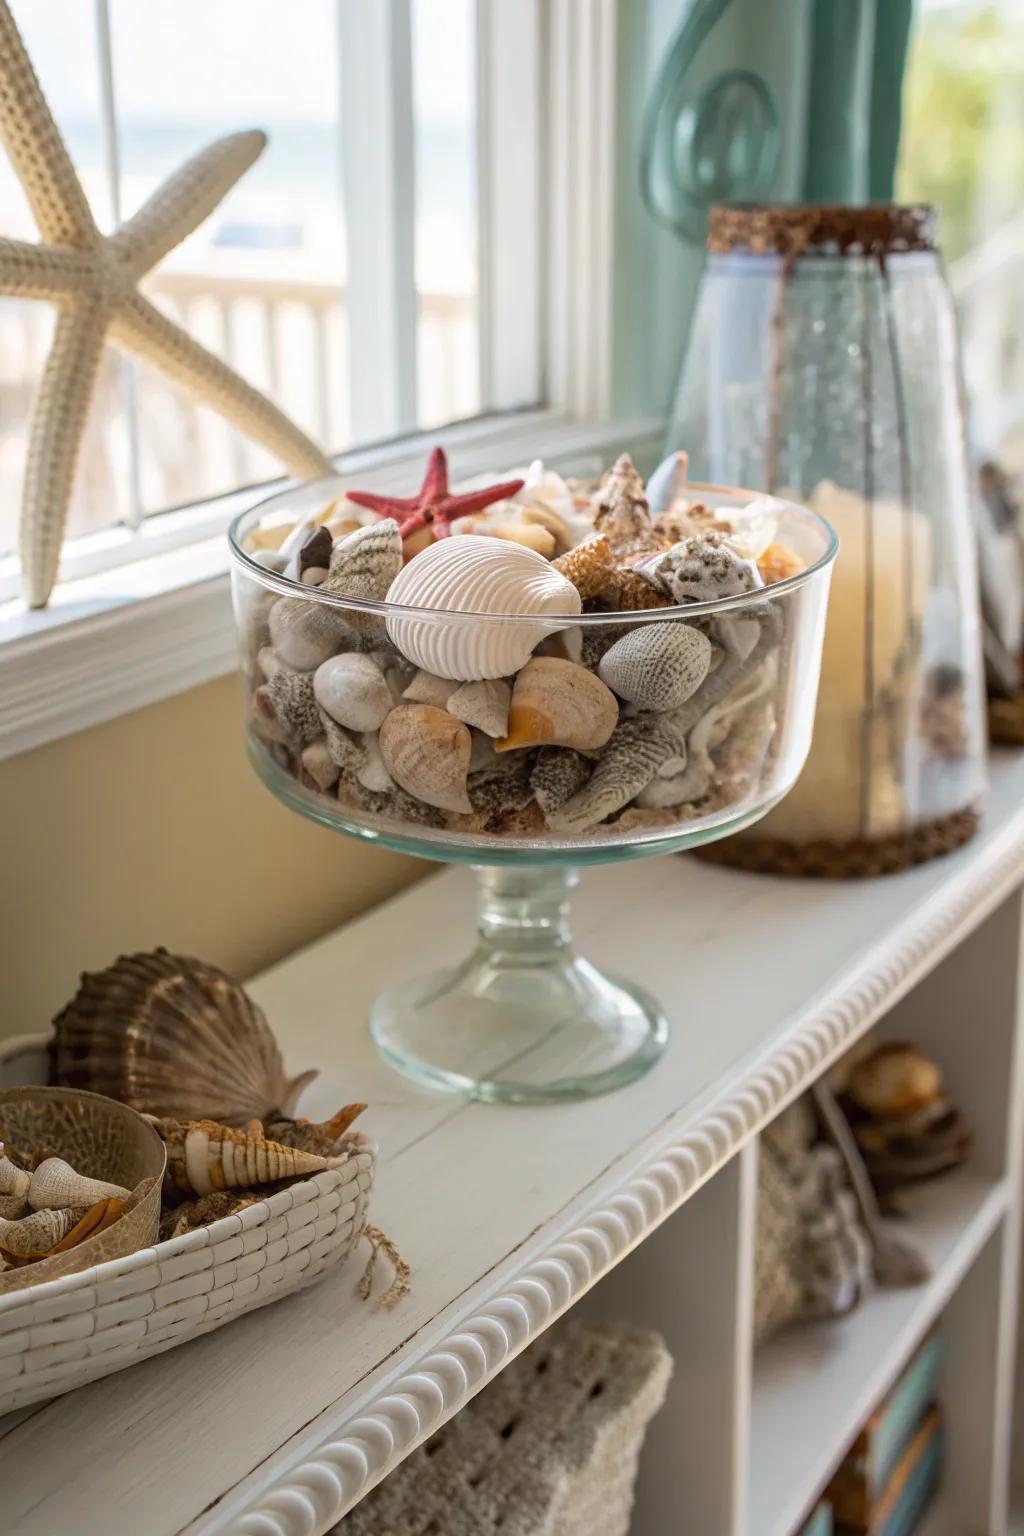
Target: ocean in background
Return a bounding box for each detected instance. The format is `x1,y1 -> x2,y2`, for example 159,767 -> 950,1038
32,118 -> 478,287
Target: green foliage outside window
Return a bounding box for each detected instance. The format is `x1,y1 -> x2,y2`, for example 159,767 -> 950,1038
897,1 -> 1024,264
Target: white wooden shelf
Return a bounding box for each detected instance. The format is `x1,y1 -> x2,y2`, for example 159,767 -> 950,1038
3,752 -> 1024,1535
749,1172 -> 1009,1536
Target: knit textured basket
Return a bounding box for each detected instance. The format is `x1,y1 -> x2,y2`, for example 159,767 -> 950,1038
754,1097 -> 872,1346
0,1032 -> 374,1414
334,1318 -> 672,1536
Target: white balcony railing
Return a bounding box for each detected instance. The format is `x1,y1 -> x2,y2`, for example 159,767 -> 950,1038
0,272 -> 477,553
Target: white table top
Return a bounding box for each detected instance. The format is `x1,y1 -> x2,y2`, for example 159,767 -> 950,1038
4,753 -> 1024,1536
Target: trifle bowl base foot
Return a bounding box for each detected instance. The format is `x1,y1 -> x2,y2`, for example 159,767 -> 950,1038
369,867 -> 668,1103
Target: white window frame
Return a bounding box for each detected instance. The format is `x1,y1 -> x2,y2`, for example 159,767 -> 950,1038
0,0 -> 663,760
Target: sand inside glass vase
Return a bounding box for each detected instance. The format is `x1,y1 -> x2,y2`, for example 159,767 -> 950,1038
753,481 -> 933,844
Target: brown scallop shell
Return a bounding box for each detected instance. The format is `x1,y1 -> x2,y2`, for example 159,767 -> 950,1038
51,949 -> 317,1128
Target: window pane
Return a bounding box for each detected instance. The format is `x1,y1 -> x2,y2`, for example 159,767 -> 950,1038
412,0 -> 480,428
898,0 -> 1024,466
2,0 -> 494,571
109,0 -> 346,512
1,1 -> 132,557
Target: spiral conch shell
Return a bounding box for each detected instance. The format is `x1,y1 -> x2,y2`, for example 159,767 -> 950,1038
0,1199 -> 124,1262
385,537 -> 581,681
0,1147 -> 30,1202
156,1119 -> 348,1197
26,1157 -> 129,1212
52,949 -> 318,1128
0,1207 -> 89,1260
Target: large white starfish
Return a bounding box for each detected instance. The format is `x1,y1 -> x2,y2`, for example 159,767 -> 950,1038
0,1 -> 332,607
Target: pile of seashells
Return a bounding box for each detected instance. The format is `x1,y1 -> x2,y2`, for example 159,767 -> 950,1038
152,1108 -> 367,1241
52,949 -> 371,1243
239,450 -> 807,843
0,1146 -> 130,1271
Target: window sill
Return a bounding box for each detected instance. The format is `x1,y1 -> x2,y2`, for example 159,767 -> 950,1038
0,412 -> 665,759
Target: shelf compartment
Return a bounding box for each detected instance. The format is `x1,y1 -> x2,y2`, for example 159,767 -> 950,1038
747,1171 -> 1008,1536
4,758 -> 1024,1535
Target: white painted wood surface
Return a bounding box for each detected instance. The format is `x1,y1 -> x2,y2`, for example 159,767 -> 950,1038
3,753 -> 1024,1534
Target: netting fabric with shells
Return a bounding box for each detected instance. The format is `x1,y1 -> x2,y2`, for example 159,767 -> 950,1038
229,452 -> 836,854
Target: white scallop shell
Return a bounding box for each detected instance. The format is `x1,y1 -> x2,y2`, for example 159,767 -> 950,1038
385,537 -> 582,681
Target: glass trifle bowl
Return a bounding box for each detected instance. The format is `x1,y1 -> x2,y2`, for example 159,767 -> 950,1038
229,451 -> 837,1102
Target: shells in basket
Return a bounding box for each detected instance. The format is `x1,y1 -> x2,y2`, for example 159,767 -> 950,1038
0,1206 -> 89,1261
0,1087 -> 165,1295
25,1156 -> 129,1211
0,1149 -> 30,1201
384,536 -> 581,681
155,1116 -> 357,1197
263,1102 -> 367,1155
51,949 -> 318,1127
0,1198 -> 125,1263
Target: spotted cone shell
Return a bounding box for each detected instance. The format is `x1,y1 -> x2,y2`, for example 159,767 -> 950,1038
51,949 -> 318,1128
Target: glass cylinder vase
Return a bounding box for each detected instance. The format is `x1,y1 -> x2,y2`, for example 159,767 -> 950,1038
670,203 -> 987,875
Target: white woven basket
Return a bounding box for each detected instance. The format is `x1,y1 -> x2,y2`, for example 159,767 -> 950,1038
0,1033 -> 375,1414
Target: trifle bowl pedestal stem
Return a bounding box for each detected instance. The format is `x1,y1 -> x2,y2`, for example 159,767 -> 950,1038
369,866 -> 668,1103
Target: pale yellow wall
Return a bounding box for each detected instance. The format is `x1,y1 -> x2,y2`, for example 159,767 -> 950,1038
0,675 -> 423,1036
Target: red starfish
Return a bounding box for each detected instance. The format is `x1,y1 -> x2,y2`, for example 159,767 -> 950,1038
347,447 -> 524,541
